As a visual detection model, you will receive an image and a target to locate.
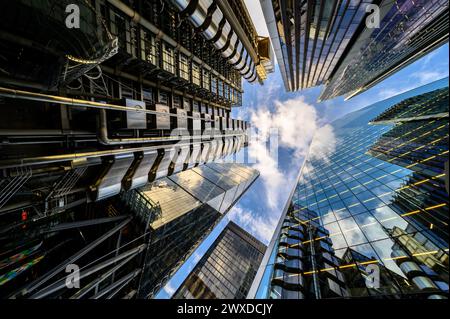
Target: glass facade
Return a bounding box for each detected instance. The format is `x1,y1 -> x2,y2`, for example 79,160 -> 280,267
261,0 -> 374,91
250,78 -> 449,299
132,163 -> 259,298
319,0 -> 449,100
173,221 -> 266,299
260,0 -> 449,98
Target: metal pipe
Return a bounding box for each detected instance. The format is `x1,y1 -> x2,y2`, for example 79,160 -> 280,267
18,217 -> 132,296
168,0 -> 258,80
98,109 -> 243,146
31,244 -> 145,299
0,86 -> 210,120
0,132 -> 245,168
0,129 -> 93,136
98,109 -> 180,145
91,269 -> 141,299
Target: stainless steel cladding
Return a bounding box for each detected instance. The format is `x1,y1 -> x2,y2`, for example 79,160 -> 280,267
91,153 -> 135,201
230,136 -> 238,154
221,117 -> 227,131
186,143 -> 202,168
150,104 -> 171,130
215,138 -> 224,158
236,135 -> 243,152
154,148 -> 176,179
222,138 -> 230,157
200,142 -> 211,164
212,115 -> 221,130
171,108 -> 188,130
232,119 -> 238,132
188,111 -> 201,131
167,0 -> 257,82
227,137 -> 235,156
172,146 -> 190,174
124,150 -> 158,190
124,99 -> 147,129
208,140 -> 218,162
201,113 -> 212,131
227,117 -> 233,131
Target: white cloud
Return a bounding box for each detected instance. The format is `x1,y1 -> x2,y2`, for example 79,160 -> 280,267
251,96 -> 319,158
309,124 -> 338,164
192,251 -> 202,263
412,70 -> 447,85
248,140 -> 285,208
226,205 -> 278,244
163,282 -> 176,296
247,96 -> 327,209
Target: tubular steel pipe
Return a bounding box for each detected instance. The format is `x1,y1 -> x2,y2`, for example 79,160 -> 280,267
168,0 -> 259,82
0,86 -> 208,120
0,132 -> 245,169
0,86 -> 247,147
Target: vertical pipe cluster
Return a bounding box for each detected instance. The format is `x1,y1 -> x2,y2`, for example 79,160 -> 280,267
169,0 -> 258,83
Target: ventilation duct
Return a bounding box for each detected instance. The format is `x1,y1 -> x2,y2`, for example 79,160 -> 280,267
169,0 -> 258,83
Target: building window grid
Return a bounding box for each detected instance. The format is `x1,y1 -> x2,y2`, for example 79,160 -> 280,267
294,142 -> 443,245
162,42 -> 176,74
192,229 -> 262,299
179,53 -> 190,81
192,62 -> 201,86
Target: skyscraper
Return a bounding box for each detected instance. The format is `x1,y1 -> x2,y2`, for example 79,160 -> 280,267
249,78 -> 449,299
173,221 -> 266,299
0,0 -> 266,299
1,163 -> 258,298
259,0 -> 448,98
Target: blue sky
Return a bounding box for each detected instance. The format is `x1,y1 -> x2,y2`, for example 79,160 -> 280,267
156,2 -> 449,298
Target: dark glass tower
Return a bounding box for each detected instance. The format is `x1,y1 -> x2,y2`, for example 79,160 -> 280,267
173,221 -> 266,299
260,0 -> 448,98
134,163 -> 260,298
249,77 -> 449,299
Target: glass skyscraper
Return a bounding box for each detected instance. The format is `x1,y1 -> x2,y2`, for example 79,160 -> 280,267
173,221 -> 266,299
134,163 -> 260,298
259,0 -> 448,99
2,163 -> 258,299
249,77 -> 449,299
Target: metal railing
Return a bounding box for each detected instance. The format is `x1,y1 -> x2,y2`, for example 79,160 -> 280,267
120,190 -> 161,228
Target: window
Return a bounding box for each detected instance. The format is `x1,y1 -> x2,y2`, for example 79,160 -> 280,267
173,95 -> 181,109
218,80 -> 224,97
159,91 -> 169,105
143,87 -> 154,105
211,76 -> 217,94
140,29 -> 157,65
224,83 -> 229,101
202,69 -> 210,90
162,43 -> 175,73
183,99 -> 191,111
192,62 -> 201,86
179,54 -> 190,81
192,101 -> 199,112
